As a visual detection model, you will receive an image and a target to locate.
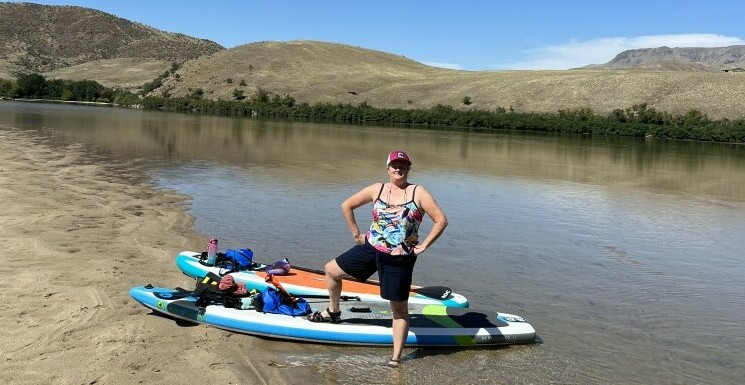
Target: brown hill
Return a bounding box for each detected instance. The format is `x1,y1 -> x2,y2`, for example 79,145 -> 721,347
0,2 -> 223,80
160,40 -> 439,100
157,40 -> 745,120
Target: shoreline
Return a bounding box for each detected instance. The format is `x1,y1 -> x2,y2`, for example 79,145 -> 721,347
10,98 -> 121,107
0,129 -> 318,384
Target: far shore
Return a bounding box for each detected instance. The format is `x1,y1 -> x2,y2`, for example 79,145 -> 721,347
11,98 -> 118,106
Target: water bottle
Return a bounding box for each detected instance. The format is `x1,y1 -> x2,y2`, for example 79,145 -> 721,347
207,238 -> 218,265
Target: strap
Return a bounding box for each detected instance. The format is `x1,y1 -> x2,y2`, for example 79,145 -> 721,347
375,182 -> 385,200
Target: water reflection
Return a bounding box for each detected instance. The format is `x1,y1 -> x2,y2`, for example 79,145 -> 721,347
3,101 -> 744,201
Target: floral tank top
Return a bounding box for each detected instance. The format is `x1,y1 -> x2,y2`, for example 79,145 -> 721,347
367,183 -> 424,255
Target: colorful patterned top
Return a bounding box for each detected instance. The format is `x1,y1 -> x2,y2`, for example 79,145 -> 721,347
367,183 -> 424,255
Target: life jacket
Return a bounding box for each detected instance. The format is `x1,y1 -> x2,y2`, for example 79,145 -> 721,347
193,272 -> 227,308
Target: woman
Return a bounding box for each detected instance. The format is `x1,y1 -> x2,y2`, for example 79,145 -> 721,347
308,150 -> 448,368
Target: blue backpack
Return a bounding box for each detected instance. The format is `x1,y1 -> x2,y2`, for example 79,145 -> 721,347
260,287 -> 311,316
223,248 -> 254,271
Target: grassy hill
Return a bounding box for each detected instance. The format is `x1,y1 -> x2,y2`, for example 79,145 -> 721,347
157,40 -> 745,120
42,58 -> 171,88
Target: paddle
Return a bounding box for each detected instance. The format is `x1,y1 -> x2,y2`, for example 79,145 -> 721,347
290,265 -> 454,300
289,294 -> 362,301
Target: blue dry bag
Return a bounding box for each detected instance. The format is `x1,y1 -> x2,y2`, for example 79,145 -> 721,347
260,287 -> 311,316
224,248 -> 254,271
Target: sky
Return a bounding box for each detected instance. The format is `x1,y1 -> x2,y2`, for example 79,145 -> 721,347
10,0 -> 745,70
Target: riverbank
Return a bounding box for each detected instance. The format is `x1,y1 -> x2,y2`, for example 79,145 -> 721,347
11,98 -> 119,107
0,129 -> 319,384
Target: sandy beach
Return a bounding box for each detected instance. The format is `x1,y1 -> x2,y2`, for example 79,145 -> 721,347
0,129 -> 320,385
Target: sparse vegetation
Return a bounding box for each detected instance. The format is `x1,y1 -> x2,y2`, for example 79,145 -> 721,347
187,88 -> 204,99
232,89 -> 245,101
462,96 -> 472,105
249,87 -> 271,104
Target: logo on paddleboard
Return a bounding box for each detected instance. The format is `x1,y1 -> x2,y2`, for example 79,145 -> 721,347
441,289 -> 452,299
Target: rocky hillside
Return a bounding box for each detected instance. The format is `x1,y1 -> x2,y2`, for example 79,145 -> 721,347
590,45 -> 745,71
0,2 -> 223,79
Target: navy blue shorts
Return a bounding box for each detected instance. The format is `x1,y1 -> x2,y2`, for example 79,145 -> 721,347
335,241 -> 417,301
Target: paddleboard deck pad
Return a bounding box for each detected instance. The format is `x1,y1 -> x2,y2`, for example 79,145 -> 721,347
129,285 -> 536,346
176,251 -> 469,308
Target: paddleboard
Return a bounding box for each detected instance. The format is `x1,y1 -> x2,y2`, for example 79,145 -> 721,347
129,285 -> 536,346
176,251 -> 469,308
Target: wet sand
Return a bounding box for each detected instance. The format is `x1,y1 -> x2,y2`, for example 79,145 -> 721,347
0,129 -> 320,384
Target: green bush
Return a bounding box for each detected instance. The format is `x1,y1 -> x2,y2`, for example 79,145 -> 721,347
0,78 -> 12,97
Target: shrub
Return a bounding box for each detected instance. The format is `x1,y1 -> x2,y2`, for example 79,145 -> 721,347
233,89 -> 246,101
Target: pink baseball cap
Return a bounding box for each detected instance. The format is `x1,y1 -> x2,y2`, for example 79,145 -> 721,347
386,150 -> 412,166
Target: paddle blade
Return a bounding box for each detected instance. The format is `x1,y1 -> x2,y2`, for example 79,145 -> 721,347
412,286 -> 452,299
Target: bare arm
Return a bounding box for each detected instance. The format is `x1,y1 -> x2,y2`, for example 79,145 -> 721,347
412,186 -> 448,255
342,183 -> 380,244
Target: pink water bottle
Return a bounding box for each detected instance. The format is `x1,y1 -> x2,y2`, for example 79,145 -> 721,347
207,238 -> 218,265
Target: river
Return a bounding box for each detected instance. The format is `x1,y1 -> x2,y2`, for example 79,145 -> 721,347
2,101 -> 744,384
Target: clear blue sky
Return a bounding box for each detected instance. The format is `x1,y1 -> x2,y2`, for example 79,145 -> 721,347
11,0 -> 745,70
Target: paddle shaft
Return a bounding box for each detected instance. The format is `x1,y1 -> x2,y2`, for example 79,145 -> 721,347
290,294 -> 361,301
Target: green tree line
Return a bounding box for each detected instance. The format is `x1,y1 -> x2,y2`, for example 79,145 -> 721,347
2,73 -> 744,143
1,73 -> 139,104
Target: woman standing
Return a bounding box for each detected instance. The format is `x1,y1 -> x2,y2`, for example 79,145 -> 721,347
308,150 -> 448,367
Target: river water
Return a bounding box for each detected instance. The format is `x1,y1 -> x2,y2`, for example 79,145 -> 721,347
2,101 -> 744,384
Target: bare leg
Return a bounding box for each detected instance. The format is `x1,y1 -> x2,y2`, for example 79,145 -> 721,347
389,299 -> 409,362
324,259 -> 348,314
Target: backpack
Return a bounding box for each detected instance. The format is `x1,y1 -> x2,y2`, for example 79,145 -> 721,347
258,286 -> 311,316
